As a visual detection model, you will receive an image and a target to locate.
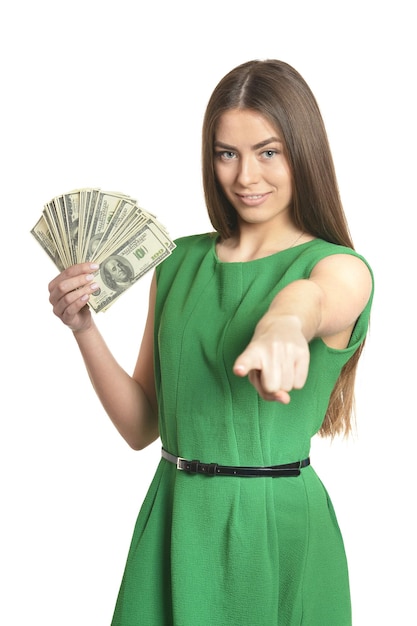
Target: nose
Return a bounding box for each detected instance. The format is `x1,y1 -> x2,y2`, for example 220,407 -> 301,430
236,155 -> 260,186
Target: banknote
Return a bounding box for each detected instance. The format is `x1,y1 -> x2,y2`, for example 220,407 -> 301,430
31,214 -> 65,271
88,219 -> 173,312
31,188 -> 176,312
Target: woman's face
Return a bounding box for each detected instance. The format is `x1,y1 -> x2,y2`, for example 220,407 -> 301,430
213,109 -> 293,230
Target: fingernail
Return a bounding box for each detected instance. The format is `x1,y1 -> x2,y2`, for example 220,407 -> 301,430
90,283 -> 99,290
86,274 -> 95,281
90,263 -> 99,270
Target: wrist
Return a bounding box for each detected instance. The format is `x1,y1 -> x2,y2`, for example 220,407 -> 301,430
72,319 -> 95,336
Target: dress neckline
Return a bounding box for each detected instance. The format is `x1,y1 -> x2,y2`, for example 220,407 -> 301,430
211,234 -> 319,265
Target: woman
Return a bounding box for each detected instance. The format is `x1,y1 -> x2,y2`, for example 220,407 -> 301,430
48,60 -> 374,625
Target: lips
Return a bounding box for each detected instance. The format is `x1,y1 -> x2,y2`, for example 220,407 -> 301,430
236,192 -> 270,207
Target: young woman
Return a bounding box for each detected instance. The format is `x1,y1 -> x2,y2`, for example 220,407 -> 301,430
48,59 -> 374,625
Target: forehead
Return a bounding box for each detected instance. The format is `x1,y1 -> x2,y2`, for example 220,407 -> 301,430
215,109 -> 280,142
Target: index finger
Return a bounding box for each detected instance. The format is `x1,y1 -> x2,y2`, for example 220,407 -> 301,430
233,347 -> 263,377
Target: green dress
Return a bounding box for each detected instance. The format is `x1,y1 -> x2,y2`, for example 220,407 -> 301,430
111,234 -> 373,626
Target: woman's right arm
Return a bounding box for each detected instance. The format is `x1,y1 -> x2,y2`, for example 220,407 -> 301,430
48,263 -> 159,450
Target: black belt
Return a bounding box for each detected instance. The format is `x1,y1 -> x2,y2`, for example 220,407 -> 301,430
161,448 -> 310,478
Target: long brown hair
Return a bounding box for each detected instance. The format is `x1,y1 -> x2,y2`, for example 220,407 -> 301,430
202,59 -> 364,437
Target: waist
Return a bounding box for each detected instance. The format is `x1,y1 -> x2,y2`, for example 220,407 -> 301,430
161,448 -> 310,478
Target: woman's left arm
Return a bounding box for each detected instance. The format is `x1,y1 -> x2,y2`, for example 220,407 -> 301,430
233,254 -> 373,403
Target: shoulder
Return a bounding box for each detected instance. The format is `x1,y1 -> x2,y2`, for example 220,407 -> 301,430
312,253 -> 373,309
307,242 -> 374,332
310,240 -> 373,288
299,238 -> 367,261
297,239 -> 373,280
291,239 -> 374,316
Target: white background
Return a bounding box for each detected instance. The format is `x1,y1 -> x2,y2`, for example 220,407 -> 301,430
1,1 -> 415,624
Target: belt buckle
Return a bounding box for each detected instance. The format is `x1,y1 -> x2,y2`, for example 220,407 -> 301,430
177,457 -> 218,475
176,457 -> 200,472
176,456 -> 187,470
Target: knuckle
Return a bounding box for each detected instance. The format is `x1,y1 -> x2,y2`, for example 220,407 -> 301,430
56,281 -> 68,296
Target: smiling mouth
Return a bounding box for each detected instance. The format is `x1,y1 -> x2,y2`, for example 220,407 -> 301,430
238,194 -> 266,199
235,192 -> 271,207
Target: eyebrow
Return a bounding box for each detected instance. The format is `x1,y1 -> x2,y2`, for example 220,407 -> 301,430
214,136 -> 282,151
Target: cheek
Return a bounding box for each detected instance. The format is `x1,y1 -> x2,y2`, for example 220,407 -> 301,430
283,175 -> 292,194
276,167 -> 293,195
214,166 -> 229,192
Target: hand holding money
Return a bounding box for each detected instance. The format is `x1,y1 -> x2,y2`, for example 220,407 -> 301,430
31,188 -> 176,312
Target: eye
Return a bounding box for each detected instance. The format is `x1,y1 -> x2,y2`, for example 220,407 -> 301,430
215,150 -> 237,161
261,149 -> 278,159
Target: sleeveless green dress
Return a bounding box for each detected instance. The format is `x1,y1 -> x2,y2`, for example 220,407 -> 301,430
111,234 -> 373,626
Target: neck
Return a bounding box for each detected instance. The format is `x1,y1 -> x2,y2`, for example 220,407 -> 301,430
218,223 -> 310,263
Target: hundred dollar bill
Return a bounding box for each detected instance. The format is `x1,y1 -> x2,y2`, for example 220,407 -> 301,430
30,215 -> 65,271
87,197 -> 139,262
91,208 -> 149,263
53,194 -> 78,265
61,190 -> 81,263
78,188 -> 101,261
81,190 -> 134,261
31,187 -> 176,312
43,201 -> 73,269
88,221 -> 174,313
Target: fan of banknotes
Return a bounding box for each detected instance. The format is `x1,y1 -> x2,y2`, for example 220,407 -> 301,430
31,188 -> 176,312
